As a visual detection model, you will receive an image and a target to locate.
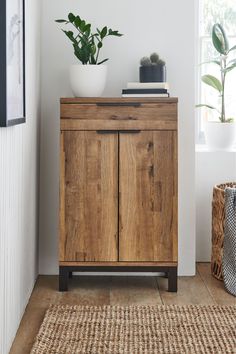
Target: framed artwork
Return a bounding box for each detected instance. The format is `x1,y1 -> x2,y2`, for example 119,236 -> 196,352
0,0 -> 25,127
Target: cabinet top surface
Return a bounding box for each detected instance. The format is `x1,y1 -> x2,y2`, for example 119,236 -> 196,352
61,97 -> 178,104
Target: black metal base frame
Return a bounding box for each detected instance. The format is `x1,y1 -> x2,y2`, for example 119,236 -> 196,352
59,266 -> 178,293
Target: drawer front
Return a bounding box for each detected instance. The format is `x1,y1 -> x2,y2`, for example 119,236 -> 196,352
61,102 -> 177,121
60,118 -> 177,131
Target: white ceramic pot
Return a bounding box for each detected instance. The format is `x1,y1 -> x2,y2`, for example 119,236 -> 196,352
70,64 -> 107,97
205,121 -> 236,151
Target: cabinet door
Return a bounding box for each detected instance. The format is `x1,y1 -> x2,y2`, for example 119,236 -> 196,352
60,131 -> 118,262
119,131 -> 177,262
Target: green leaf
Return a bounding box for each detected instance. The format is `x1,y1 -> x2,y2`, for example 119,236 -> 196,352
98,42 -> 103,49
200,60 -> 220,66
55,19 -> 67,23
73,45 -> 83,63
73,43 -> 90,64
225,118 -> 235,122
74,16 -> 81,28
196,104 -> 221,115
91,44 -> 96,56
212,23 -> 229,55
62,30 -> 76,44
228,59 -> 236,65
224,62 -> 236,73
101,26 -> 108,39
68,13 -> 76,23
84,24 -> 91,36
195,104 -> 218,110
97,58 -> 109,65
80,35 -> 90,47
79,20 -> 86,32
201,74 -> 222,92
228,44 -> 236,53
108,29 -> 123,37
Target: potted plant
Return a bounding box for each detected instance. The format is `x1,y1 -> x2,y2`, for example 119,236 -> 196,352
197,23 -> 236,150
56,13 -> 123,97
139,53 -> 166,82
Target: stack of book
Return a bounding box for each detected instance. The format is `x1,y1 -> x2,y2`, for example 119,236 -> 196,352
122,82 -> 170,97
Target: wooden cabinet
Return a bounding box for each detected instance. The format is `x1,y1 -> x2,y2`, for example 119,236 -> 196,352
59,98 -> 178,292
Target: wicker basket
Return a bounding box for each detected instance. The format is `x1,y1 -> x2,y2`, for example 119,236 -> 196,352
211,182 -> 236,280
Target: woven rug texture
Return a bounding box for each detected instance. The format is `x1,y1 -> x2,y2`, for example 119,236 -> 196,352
30,305 -> 236,354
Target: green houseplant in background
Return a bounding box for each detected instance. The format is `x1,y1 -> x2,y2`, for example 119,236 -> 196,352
56,12 -> 123,97
197,23 -> 236,150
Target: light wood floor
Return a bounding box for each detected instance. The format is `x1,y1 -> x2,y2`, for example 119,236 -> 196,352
10,263 -> 235,354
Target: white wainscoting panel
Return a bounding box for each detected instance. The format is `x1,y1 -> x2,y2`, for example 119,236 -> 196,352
0,0 -> 41,352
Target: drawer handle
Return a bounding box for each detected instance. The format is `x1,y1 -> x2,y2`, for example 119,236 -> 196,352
96,102 -> 141,107
111,115 -> 137,120
96,130 -> 141,134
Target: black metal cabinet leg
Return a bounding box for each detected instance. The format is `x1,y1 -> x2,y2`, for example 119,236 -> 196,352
168,267 -> 178,292
59,266 -> 69,292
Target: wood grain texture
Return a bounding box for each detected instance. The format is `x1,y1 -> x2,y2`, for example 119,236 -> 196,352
60,119 -> 177,131
61,103 -> 177,121
59,98 -> 178,268
60,131 -> 118,262
60,97 -> 178,104
59,261 -> 178,267
59,133 -> 66,261
119,131 -> 177,262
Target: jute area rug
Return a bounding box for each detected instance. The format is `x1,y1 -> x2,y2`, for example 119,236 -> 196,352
30,305 -> 236,354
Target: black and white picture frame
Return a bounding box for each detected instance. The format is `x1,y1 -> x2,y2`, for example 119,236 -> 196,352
0,0 -> 25,127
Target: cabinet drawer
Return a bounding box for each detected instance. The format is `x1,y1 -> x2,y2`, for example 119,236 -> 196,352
61,101 -> 177,121
60,118 -> 177,131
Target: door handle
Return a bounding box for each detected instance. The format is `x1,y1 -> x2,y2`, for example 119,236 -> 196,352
96,130 -> 141,134
96,130 -> 118,134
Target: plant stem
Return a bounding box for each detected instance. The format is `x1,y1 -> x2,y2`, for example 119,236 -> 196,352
95,34 -> 108,64
221,55 -> 227,122
95,44 -> 102,64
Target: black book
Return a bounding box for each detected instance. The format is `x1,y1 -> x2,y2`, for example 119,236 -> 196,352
122,88 -> 168,94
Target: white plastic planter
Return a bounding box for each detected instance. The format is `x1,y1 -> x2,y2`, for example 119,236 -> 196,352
205,122 -> 236,151
70,64 -> 107,97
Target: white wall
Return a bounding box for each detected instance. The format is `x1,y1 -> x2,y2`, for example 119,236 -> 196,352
0,0 -> 41,353
39,0 -> 196,276
196,149 -> 236,261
